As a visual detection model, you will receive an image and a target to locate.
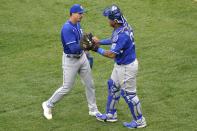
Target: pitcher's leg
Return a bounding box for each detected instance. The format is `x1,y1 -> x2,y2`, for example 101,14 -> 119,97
46,85 -> 73,108
46,63 -> 78,108
79,55 -> 98,113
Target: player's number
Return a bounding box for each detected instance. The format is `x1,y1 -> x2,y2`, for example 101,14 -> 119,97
130,32 -> 134,41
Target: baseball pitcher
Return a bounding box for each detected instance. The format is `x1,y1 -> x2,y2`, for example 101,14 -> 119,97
42,4 -> 100,120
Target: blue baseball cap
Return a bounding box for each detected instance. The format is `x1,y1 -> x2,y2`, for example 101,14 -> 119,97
70,4 -> 87,15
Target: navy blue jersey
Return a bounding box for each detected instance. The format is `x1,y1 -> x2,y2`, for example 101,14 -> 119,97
61,20 -> 83,54
110,25 -> 136,65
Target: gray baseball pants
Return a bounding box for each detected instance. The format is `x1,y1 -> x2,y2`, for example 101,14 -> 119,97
112,59 -> 138,93
46,52 -> 98,112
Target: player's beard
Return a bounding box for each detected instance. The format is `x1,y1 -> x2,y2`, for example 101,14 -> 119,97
77,17 -> 83,22
109,20 -> 115,28
110,22 -> 115,28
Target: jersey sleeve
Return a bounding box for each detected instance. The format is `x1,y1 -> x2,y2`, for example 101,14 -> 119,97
110,34 -> 129,54
100,38 -> 112,45
61,25 -> 82,53
61,26 -> 77,45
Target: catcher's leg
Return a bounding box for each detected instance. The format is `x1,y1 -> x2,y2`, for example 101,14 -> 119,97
96,79 -> 120,122
121,89 -> 146,128
121,89 -> 142,120
106,79 -> 121,115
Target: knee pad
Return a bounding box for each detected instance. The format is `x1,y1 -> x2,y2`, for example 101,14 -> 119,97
121,89 -> 142,120
106,79 -> 121,115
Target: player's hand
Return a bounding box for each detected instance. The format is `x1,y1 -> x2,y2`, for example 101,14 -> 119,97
93,37 -> 100,46
79,33 -> 99,52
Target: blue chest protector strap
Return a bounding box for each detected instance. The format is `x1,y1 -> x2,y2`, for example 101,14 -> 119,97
121,89 -> 142,120
106,79 -> 121,115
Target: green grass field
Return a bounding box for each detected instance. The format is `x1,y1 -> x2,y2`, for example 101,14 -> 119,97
0,0 -> 197,130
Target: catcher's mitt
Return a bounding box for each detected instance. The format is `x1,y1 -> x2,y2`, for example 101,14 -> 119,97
79,33 -> 98,51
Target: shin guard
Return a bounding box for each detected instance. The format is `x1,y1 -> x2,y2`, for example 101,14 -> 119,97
106,79 -> 121,115
121,89 -> 142,120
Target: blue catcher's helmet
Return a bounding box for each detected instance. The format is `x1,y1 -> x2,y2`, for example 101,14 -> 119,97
101,4 -> 124,23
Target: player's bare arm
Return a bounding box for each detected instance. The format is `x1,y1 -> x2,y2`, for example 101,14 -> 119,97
92,36 -> 115,58
102,50 -> 116,58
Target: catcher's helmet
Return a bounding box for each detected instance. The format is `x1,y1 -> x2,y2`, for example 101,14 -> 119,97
101,4 -> 124,23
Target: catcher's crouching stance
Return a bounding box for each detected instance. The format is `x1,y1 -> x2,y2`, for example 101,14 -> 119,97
79,5 -> 146,129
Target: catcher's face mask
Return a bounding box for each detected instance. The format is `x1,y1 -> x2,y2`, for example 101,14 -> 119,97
101,4 -> 124,24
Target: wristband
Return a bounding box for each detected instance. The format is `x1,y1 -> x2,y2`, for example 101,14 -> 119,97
97,48 -> 105,55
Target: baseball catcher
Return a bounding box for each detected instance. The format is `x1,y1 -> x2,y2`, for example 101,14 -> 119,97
84,4 -> 147,129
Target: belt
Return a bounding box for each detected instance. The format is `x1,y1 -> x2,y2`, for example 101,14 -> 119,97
66,52 -> 83,59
